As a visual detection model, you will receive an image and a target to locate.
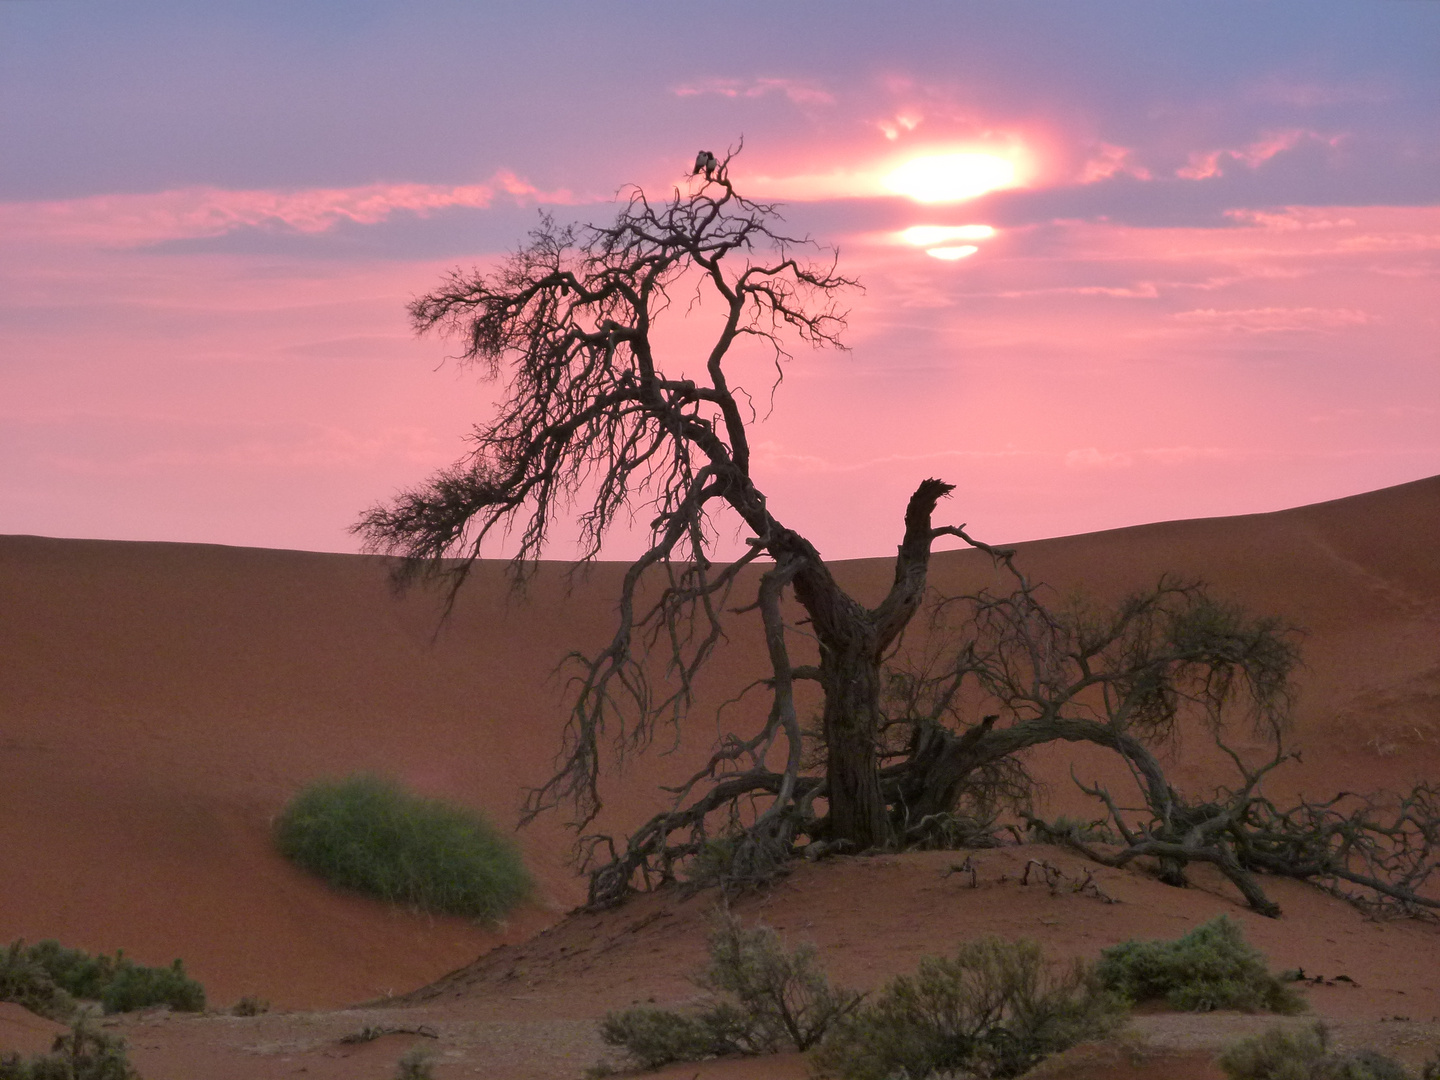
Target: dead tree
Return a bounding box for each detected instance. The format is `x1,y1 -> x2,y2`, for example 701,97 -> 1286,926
895,556 -> 1440,918
875,556 -> 1297,828
354,150 -> 1435,915
355,148 -> 994,904
866,552 -> 1307,915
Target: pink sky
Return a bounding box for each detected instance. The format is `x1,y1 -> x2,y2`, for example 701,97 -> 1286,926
2,3 -> 1436,558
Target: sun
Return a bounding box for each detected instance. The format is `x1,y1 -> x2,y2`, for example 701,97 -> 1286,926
897,224 -> 996,262
884,153 -> 1020,203
900,224 -> 996,246
923,245 -> 979,261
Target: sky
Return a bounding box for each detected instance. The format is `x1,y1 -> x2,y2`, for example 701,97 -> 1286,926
2,1 -> 1438,560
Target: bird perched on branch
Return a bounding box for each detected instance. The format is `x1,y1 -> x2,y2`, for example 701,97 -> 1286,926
692,150 -> 719,180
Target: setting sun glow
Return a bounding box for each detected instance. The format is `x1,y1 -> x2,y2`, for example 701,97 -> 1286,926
884,153 -> 1020,203
924,245 -> 979,261
901,224 -> 997,246
899,224 -> 996,262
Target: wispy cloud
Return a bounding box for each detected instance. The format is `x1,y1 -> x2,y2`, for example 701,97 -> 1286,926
1246,77 -> 1390,107
672,76 -> 834,105
12,414 -> 447,474
1177,129 -> 1342,180
876,112 -> 924,140
1171,306 -> 1374,333
0,172 -> 580,248
1077,143 -> 1152,183
1065,447 -> 1132,469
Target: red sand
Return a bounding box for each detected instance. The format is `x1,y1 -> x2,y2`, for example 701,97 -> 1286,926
2,475 -> 1438,1077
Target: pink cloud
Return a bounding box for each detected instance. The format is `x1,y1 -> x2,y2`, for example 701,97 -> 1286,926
876,113 -> 924,141
1077,142 -> 1152,183
1177,129 -> 1341,179
1224,209 -> 1358,230
1171,306 -> 1374,333
0,172 -> 580,248
1065,447 -> 1133,469
3,198 -> 1436,557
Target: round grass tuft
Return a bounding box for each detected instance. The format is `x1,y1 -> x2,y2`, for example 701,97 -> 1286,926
274,774 -> 532,921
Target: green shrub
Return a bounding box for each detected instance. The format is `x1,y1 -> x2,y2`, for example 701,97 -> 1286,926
811,936 -> 1127,1080
274,774 -> 532,921
0,942 -> 75,1022
100,959 -> 204,1015
598,1007 -> 731,1070
0,1012 -> 139,1080
1219,1022 -> 1413,1080
1096,916 -> 1306,1014
598,911 -> 861,1070
699,911 -> 863,1052
2,941 -> 203,1018
22,942 -> 113,1003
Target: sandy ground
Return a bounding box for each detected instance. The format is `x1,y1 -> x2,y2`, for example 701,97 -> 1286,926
2,474 -> 1438,1077
55,848 -> 1440,1079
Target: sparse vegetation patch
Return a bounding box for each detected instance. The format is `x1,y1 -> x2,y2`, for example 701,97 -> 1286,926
1096,916 -> 1305,1014
230,995 -> 269,1016
393,1045 -> 436,1080
597,918 -> 1125,1080
1219,1021 -> 1418,1080
812,936 -> 1126,1080
1,940 -> 204,1019
0,1012 -> 140,1079
274,774 -> 532,921
597,910 -> 861,1070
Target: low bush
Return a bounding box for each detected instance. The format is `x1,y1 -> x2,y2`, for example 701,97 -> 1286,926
0,1012 -> 139,1079
100,960 -> 204,1015
1096,916 -> 1306,1014
699,911 -> 864,1052
274,774 -> 532,921
394,1046 -> 436,1080
22,942 -> 112,1003
1,941 -> 204,1018
1219,1021 -> 1413,1080
0,942 -> 74,1022
598,1007 -> 729,1070
812,936 -> 1127,1080
598,910 -> 861,1070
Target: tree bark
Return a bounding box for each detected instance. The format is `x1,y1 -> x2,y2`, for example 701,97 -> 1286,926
788,479 -> 958,850
819,632 -> 889,848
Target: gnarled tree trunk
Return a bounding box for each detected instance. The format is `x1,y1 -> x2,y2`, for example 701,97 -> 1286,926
819,630 -> 888,848
785,478 -> 961,850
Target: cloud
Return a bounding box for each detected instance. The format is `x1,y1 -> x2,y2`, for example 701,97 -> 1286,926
672,76 -> 834,105
1065,448 -> 1133,469
1171,307 -> 1374,333
876,112 -> 924,141
1246,77 -> 1391,108
1224,208 -> 1357,231
963,283 -> 1162,301
1078,143 -> 1152,183
1176,129 -> 1341,180
12,414 -> 446,475
0,172 -> 580,248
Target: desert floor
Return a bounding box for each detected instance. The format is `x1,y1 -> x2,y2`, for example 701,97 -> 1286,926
3,475 -> 1438,1078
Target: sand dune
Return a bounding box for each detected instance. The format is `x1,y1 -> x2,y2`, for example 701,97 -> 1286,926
1,476 -> 1437,1063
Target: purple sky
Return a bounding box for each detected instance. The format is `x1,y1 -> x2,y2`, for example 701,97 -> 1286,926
2,1 -> 1437,558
